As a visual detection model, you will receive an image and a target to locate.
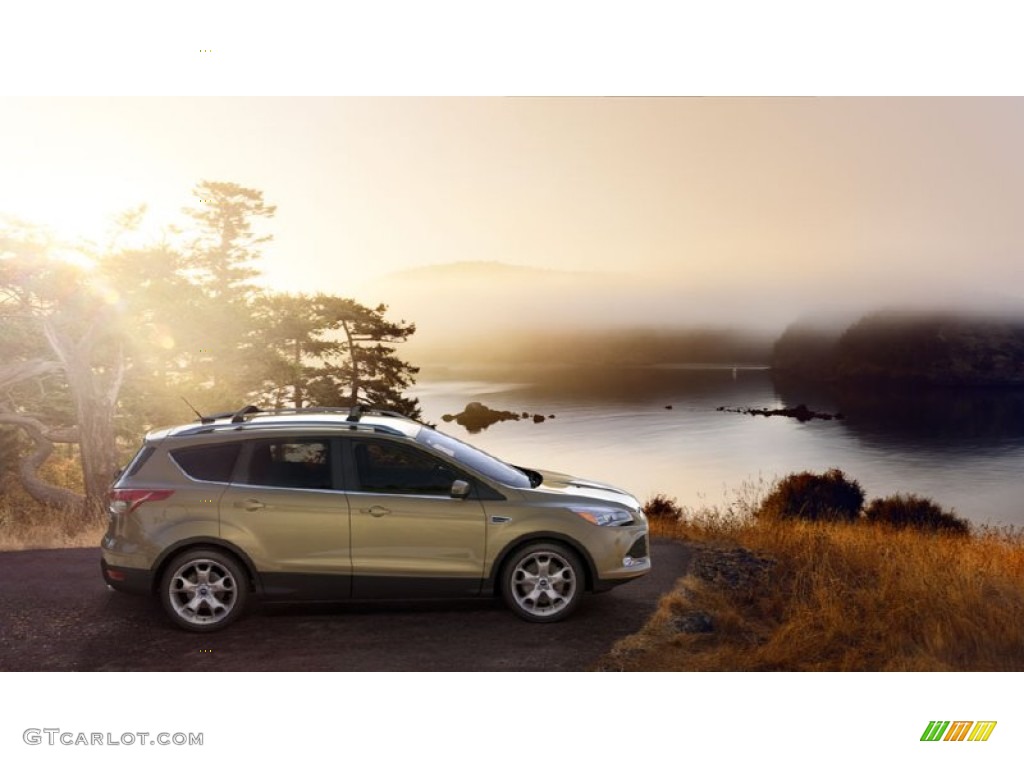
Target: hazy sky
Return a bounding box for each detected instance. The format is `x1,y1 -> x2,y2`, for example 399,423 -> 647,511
3,1 -> 1023,741
3,97 -> 1024,325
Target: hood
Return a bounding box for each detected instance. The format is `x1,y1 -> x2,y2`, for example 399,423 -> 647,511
531,469 -> 641,510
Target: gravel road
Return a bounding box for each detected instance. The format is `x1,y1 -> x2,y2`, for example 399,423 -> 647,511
0,540 -> 692,671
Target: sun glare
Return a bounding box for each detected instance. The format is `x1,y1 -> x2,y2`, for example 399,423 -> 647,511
0,174 -> 182,260
51,248 -> 96,271
88,277 -> 121,305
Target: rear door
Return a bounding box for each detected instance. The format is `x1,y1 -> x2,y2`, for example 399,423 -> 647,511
344,437 -> 487,598
219,435 -> 352,599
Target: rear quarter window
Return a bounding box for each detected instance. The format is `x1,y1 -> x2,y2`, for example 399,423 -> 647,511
122,444 -> 156,478
170,442 -> 242,482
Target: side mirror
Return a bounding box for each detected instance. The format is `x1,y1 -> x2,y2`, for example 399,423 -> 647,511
450,479 -> 471,499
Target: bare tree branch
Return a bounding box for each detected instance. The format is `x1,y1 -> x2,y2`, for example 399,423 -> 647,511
0,359 -> 61,390
0,410 -> 83,511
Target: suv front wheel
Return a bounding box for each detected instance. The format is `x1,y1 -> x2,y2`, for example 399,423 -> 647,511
501,542 -> 584,622
159,548 -> 249,632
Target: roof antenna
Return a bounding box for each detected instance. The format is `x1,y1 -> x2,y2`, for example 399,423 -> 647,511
181,397 -> 210,424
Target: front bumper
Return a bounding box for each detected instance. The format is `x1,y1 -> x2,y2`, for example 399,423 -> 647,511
591,531 -> 651,591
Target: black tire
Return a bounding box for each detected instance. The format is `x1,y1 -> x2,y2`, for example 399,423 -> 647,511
501,541 -> 584,623
159,548 -> 248,633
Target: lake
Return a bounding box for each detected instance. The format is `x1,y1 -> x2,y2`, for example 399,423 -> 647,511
410,365 -> 1024,528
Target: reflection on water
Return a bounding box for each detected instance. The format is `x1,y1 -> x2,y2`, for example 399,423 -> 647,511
411,366 -> 1024,527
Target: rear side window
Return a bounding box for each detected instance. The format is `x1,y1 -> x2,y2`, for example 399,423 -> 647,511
170,443 -> 242,483
123,444 -> 156,478
243,439 -> 332,490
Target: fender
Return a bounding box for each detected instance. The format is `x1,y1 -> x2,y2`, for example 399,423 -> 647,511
152,537 -> 265,595
484,530 -> 598,593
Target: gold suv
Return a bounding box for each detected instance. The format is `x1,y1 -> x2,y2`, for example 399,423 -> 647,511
101,406 -> 651,632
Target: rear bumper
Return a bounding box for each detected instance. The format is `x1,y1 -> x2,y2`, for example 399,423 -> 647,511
101,558 -> 153,595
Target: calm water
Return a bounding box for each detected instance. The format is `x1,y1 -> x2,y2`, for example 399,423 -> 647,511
410,365 -> 1024,527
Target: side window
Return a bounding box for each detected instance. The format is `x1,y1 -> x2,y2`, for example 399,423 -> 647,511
354,441 -> 459,496
123,444 -> 156,478
170,442 -> 242,482
244,439 -> 332,490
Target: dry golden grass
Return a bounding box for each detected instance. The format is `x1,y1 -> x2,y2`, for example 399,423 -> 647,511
603,505 -> 1024,671
0,499 -> 106,551
0,454 -> 104,551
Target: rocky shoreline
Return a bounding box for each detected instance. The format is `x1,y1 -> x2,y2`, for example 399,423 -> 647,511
716,404 -> 844,422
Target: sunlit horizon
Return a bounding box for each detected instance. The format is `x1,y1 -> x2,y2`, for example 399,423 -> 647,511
3,97 -> 1024,333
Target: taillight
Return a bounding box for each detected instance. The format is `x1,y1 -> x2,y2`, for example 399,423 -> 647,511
108,489 -> 174,515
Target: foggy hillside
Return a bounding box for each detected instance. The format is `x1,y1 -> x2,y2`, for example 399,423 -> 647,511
351,260 -> 1024,365
354,261 -> 798,339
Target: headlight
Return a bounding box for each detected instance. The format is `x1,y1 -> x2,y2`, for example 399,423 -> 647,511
570,507 -> 634,526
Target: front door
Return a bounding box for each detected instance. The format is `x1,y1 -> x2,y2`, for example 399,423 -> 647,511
346,438 -> 487,598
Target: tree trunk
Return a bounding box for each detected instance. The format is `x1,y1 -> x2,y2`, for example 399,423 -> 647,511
293,337 -> 303,408
69,353 -> 123,513
0,411 -> 83,512
342,319 -> 361,405
42,319 -> 124,516
0,359 -> 85,511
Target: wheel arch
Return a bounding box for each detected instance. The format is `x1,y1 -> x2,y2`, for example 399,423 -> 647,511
152,538 -> 261,596
486,532 -> 597,596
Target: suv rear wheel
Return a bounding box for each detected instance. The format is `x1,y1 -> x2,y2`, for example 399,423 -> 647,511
160,549 -> 248,632
501,542 -> 584,622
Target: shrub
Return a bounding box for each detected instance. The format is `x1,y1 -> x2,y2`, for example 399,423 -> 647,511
757,468 -> 864,523
864,493 -> 970,535
643,494 -> 684,521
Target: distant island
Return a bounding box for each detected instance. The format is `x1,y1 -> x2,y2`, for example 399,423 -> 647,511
442,402 -> 553,433
773,310 -> 1024,386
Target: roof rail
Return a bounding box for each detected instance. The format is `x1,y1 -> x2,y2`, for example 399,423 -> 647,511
346,405 -> 413,423
230,404 -> 261,423
194,404 -> 417,425
175,420 -> 408,438
250,406 -> 352,417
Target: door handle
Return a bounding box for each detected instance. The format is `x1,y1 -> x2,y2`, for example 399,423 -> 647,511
235,499 -> 266,511
362,505 -> 392,517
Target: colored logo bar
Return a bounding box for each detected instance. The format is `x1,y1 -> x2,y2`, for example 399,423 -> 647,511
921,721 -> 997,742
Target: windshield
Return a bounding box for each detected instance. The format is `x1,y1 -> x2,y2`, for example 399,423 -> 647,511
416,428 -> 532,489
